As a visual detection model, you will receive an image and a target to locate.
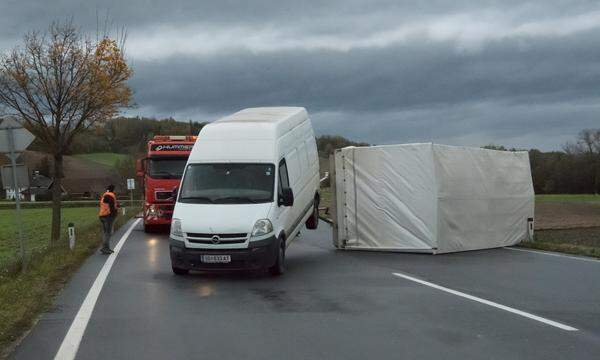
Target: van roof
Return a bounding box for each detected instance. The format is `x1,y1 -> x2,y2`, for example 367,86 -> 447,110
189,107 -> 309,162
201,107 -> 308,140
215,107 -> 306,125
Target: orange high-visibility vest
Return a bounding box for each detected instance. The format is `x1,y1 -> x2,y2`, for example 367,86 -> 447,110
99,191 -> 117,217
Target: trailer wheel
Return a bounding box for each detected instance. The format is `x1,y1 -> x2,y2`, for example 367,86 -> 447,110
305,196 -> 319,230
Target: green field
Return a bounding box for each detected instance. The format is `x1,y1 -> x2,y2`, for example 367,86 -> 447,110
0,207 -> 128,270
74,152 -> 128,167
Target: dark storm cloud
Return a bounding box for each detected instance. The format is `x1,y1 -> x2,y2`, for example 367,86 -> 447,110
1,0 -> 596,41
131,29 -> 600,115
2,0 -> 600,150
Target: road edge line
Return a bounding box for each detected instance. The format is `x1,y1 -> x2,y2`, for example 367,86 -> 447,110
53,218 -> 141,360
392,272 -> 578,332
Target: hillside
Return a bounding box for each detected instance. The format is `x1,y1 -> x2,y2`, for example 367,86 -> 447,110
0,151 -> 122,195
74,153 -> 128,167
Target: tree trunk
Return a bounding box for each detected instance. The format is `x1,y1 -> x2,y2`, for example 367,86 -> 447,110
593,155 -> 599,195
50,153 -> 63,246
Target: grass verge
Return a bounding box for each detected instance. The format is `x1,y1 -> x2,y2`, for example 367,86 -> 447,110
535,194 -> 600,203
519,227 -> 600,259
0,207 -> 140,356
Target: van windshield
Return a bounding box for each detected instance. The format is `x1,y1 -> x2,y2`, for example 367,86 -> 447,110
178,163 -> 275,204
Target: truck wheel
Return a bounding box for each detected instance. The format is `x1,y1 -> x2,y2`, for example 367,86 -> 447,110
144,223 -> 155,233
268,237 -> 285,276
305,197 -> 319,230
172,266 -> 189,275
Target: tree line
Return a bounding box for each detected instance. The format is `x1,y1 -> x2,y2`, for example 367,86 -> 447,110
530,129 -> 600,194
28,116 -> 206,156
66,126 -> 600,195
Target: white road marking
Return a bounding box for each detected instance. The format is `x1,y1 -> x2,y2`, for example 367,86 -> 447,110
54,218 -> 141,360
505,247 -> 600,263
392,272 -> 578,332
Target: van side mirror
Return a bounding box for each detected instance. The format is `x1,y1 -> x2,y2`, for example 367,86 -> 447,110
279,188 -> 294,207
136,158 -> 146,178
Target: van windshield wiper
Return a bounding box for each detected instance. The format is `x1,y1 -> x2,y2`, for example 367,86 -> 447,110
212,196 -> 261,204
179,196 -> 214,203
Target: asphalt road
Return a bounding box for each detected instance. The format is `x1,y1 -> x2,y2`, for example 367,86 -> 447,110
12,219 -> 600,359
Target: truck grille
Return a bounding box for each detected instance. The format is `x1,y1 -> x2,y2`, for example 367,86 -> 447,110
155,191 -> 172,200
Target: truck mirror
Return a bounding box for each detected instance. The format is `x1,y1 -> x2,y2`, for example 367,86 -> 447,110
279,188 -> 294,207
170,186 -> 179,202
136,158 -> 145,177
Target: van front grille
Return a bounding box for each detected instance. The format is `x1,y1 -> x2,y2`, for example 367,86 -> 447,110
186,232 -> 247,239
187,238 -> 246,244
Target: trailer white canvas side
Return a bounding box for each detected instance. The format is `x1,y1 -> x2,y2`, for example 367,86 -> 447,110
332,143 -> 534,254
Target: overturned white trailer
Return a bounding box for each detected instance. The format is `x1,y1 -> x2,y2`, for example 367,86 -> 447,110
330,143 -> 534,254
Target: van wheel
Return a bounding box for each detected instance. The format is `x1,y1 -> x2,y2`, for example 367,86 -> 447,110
305,198 -> 319,230
268,237 -> 285,276
172,266 -> 189,275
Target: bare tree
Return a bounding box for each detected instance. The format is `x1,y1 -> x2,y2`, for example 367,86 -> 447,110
0,20 -> 132,245
564,129 -> 600,194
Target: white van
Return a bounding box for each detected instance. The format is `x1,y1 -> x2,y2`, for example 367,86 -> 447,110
169,107 -> 320,275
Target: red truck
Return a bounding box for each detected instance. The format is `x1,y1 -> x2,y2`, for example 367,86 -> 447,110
136,135 -> 196,232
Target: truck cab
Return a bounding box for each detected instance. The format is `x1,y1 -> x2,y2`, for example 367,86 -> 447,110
137,135 -> 196,232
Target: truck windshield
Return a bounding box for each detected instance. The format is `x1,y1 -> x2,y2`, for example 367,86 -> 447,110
148,158 -> 188,179
179,163 -> 275,204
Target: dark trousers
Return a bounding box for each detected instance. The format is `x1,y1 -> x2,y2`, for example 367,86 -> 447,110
100,216 -> 116,250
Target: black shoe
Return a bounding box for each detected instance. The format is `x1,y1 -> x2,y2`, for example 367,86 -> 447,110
100,248 -> 112,254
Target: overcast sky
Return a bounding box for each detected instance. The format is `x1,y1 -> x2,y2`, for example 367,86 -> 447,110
2,0 -> 600,150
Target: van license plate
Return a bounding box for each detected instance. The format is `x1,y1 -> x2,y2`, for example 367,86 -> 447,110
201,255 -> 231,263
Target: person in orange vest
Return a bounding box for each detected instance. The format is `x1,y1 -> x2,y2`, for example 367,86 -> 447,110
99,184 -> 118,254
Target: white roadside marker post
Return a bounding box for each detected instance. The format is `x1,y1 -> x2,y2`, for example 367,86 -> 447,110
126,178 -> 135,216
68,222 -> 76,250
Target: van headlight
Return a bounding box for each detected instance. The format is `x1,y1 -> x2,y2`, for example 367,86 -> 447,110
251,219 -> 273,237
171,218 -> 183,237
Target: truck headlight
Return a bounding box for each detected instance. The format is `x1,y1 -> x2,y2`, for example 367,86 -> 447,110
171,218 -> 183,237
148,204 -> 158,215
251,219 -> 273,237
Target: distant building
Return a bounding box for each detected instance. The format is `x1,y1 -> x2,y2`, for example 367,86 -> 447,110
27,172 -> 54,201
